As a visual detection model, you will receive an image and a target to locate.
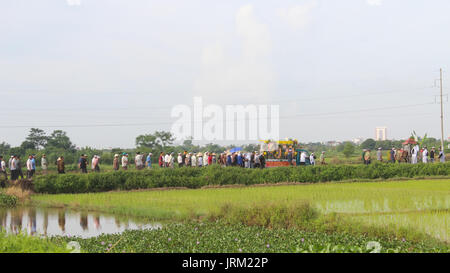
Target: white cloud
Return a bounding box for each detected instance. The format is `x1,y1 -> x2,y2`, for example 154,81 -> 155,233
366,0 -> 382,6
277,2 -> 316,30
66,0 -> 81,6
194,4 -> 275,103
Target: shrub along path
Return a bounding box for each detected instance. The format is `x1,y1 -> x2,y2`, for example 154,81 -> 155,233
32,163 -> 450,194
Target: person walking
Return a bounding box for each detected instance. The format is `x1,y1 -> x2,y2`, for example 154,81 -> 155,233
287,146 -> 293,166
113,154 -> 120,171
226,153 -> 232,167
260,152 -> 266,169
26,155 -> 34,179
310,152 -> 316,166
364,150 -> 371,165
93,155 -> 101,172
146,153 -> 153,169
121,153 -> 129,170
135,152 -> 144,170
8,156 -> 14,171
197,153 -> 203,168
422,147 -> 429,164
164,152 -> 170,168
78,154 -> 88,173
0,156 -> 7,181
10,155 -> 18,180
16,156 -> 24,179
237,152 -> 243,168
203,152 -> 209,167
438,147 -> 445,163
159,152 -> 164,168
299,151 -> 306,166
191,153 -> 197,167
254,152 -> 261,168
169,152 -> 175,168
390,148 -> 396,163
41,154 -> 48,175
430,147 -> 436,163
411,145 -> 418,164
185,153 -> 191,167
181,151 -> 187,167
376,148 -> 383,162
208,153 -> 213,166
320,151 -> 325,165
57,156 -> 65,174
177,153 -> 183,167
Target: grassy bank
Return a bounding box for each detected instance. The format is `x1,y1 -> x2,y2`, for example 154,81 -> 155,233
0,232 -> 69,253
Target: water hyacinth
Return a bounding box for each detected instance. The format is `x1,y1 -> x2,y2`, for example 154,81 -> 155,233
49,222 -> 448,253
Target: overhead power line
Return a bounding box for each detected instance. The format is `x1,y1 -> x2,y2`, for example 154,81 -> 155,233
0,102 -> 434,129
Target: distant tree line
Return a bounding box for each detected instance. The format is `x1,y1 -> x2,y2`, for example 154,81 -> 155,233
0,128 -> 447,166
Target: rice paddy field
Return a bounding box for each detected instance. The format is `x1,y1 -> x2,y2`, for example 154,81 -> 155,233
31,179 -> 450,244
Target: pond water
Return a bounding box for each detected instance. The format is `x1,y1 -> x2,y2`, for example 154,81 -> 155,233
0,207 -> 162,238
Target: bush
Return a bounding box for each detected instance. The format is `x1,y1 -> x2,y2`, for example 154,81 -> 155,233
0,193 -> 18,207
33,163 -> 450,194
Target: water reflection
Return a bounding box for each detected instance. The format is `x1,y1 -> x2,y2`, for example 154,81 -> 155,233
0,207 -> 162,238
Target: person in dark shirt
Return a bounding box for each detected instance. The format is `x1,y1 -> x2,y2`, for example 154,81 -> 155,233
78,154 -> 88,173
430,147 -> 435,163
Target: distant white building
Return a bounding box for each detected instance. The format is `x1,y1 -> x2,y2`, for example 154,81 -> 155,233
375,127 -> 387,141
352,138 -> 364,145
326,141 -> 342,147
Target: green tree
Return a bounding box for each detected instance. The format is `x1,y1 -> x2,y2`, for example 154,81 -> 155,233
20,140 -> 36,151
25,128 -> 48,150
361,138 -> 376,150
0,142 -> 11,156
136,134 -> 159,149
342,142 -> 355,158
154,131 -> 175,148
46,130 -> 76,151
136,131 -> 175,149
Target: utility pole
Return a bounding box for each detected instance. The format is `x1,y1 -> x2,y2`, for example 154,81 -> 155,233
440,68 -> 444,151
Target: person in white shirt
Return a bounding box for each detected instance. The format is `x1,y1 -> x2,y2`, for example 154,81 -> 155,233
411,145 -> 418,164
245,152 -> 251,168
8,156 -> 14,170
197,153 -> 203,167
191,154 -> 197,167
164,153 -> 170,168
438,147 -> 445,163
10,156 -> 18,180
300,152 -> 306,166
310,153 -> 315,166
41,154 -> 48,175
422,147 -> 428,163
0,156 -> 7,180
135,152 -> 144,170
121,154 -> 129,170
203,152 -> 209,167
26,155 -> 33,179
177,153 -> 183,167
168,153 -> 174,168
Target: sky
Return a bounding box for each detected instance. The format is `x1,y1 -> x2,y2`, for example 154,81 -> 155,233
0,0 -> 449,148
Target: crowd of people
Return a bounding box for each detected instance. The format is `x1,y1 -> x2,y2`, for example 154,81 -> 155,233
0,145 -> 446,182
0,154 -> 43,181
364,146 -> 446,165
110,151 -> 268,170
